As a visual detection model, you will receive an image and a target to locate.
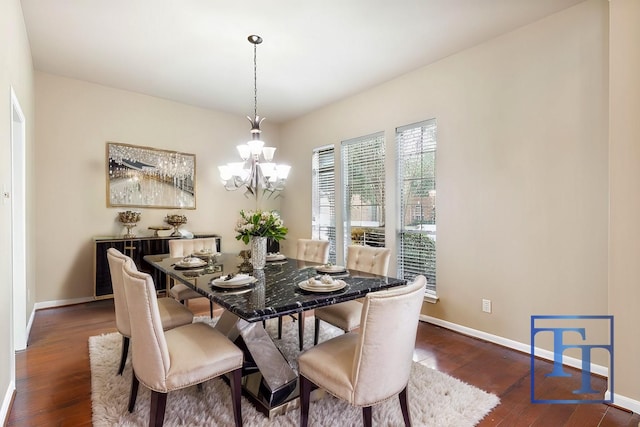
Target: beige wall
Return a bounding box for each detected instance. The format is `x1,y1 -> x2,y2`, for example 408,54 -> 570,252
608,0 -> 640,407
281,0 -> 609,355
0,0 -> 35,415
34,72 -> 281,303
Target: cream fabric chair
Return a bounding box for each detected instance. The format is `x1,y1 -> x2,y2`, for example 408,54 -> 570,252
168,238 -> 217,317
123,261 -> 244,427
313,245 -> 391,345
296,238 -> 330,264
276,239 -> 330,350
107,248 -> 194,375
299,276 -> 426,427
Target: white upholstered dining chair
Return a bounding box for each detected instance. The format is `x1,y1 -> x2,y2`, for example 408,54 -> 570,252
313,245 -> 391,345
168,237 -> 217,317
299,276 -> 426,427
296,238 -> 330,265
276,239 -> 330,350
107,248 -> 194,375
122,260 -> 244,427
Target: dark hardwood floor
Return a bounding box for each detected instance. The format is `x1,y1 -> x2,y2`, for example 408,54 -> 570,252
6,298 -> 639,426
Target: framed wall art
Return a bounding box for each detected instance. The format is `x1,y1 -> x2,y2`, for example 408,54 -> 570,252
106,142 -> 196,209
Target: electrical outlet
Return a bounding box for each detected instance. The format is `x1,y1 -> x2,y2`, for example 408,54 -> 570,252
482,299 -> 492,313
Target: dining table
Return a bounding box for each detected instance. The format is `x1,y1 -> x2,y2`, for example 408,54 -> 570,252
144,252 -> 407,417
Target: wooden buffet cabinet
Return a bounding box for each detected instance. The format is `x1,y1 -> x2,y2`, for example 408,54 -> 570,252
93,233 -> 221,299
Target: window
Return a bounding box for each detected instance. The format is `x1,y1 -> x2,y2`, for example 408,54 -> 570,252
312,146 -> 336,263
342,132 -> 386,252
397,119 -> 436,293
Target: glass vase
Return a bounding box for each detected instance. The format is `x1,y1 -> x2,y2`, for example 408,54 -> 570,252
251,236 -> 267,270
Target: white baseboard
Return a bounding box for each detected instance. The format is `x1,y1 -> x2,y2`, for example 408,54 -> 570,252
26,307 -> 35,344
605,390 -> 640,414
419,315 -> 640,413
1,380 -> 15,426
420,314 -> 608,375
34,296 -> 95,311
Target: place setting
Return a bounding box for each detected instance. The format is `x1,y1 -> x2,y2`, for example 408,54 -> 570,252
298,274 -> 348,293
173,256 -> 208,270
210,273 -> 258,290
266,252 -> 287,263
315,263 -> 349,277
191,248 -> 220,260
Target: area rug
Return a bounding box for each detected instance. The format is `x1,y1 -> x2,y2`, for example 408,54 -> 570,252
90,316 -> 499,426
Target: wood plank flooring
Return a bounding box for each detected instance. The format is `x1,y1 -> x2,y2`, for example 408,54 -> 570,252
6,298 -> 639,426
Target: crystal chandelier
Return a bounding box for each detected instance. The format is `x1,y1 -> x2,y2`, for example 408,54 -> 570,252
218,35 -> 290,200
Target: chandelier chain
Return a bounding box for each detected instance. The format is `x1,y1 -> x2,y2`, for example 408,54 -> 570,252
253,41 -> 258,119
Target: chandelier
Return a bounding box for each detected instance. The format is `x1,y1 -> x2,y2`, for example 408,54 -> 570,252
218,35 -> 290,200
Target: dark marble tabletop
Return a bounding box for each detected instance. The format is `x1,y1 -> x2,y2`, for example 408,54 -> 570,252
144,253 -> 407,323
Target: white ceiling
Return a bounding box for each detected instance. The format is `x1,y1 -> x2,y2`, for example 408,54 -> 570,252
21,0 -> 585,123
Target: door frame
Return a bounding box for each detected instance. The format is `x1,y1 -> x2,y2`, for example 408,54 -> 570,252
11,87 -> 27,352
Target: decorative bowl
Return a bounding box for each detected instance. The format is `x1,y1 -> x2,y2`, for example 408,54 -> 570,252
165,214 -> 187,236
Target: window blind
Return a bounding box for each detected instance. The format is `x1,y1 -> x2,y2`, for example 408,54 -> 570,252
397,119 -> 437,292
341,132 -> 386,251
312,146 -> 336,263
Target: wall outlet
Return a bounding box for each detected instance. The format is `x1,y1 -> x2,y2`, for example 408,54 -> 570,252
482,299 -> 492,313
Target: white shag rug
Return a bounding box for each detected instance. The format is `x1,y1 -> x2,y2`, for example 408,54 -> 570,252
90,316 -> 499,426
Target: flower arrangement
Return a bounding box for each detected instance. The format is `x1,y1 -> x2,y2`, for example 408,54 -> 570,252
235,210 -> 288,244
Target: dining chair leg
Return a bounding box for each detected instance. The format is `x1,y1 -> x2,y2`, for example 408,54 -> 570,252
149,390 -> 168,427
298,312 -> 305,351
314,317 -> 321,345
118,336 -> 130,375
209,300 -> 214,318
229,368 -> 242,427
399,386 -> 411,426
278,316 -> 283,339
230,367 -> 243,427
128,371 -> 139,413
300,375 -> 312,427
362,406 -> 372,427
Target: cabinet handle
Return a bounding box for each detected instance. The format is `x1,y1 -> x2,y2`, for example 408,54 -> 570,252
124,246 -> 137,251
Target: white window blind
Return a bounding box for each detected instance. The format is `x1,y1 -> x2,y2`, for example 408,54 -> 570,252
312,146 -> 336,263
397,119 -> 436,292
341,132 -> 386,252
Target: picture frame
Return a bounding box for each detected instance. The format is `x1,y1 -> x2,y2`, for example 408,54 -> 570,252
106,142 -> 196,209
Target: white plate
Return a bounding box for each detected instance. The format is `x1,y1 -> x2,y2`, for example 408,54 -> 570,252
298,279 -> 346,293
213,273 -> 250,283
266,253 -> 286,261
193,250 -> 218,257
211,274 -> 256,288
211,277 -> 257,289
175,259 -> 207,268
210,287 -> 253,295
316,265 -> 347,273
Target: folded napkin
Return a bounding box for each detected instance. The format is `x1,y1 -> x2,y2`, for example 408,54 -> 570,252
180,257 -> 204,265
317,264 -> 346,272
216,273 -> 250,284
194,249 -> 215,256
306,275 -> 336,288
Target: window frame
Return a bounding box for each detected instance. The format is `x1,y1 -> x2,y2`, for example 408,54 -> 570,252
396,119 -> 437,294
341,131 -> 386,256
311,145 -> 337,263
